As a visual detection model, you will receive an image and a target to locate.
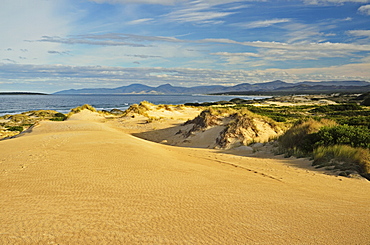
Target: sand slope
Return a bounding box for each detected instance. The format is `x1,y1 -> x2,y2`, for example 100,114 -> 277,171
1,110 -> 369,244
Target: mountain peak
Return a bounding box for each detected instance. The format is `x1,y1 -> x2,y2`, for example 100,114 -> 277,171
157,84 -> 173,88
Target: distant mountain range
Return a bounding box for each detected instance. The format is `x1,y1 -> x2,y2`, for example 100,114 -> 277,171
54,80 -> 370,95
0,92 -> 48,95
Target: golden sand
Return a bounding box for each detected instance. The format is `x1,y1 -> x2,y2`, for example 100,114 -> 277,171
1,110 -> 369,244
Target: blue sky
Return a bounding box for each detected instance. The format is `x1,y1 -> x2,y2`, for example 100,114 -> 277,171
1,0 -> 370,92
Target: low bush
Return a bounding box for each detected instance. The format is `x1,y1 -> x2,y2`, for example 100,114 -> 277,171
6,126 -> 23,132
50,112 -> 67,121
334,116 -> 370,128
314,125 -> 370,149
362,97 -> 370,106
311,103 -> 363,113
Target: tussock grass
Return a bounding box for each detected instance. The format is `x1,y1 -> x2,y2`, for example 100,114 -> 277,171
278,118 -> 337,155
313,145 -> 370,178
69,104 -> 97,116
122,101 -> 154,117
157,104 -> 173,111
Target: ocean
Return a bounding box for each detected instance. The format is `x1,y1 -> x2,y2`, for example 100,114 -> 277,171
0,94 -> 268,116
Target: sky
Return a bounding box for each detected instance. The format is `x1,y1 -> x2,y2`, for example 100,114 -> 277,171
1,0 -> 370,93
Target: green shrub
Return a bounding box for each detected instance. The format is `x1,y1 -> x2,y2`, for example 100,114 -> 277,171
314,125 -> 370,149
362,97 -> 370,106
311,103 -> 363,113
335,116 -> 370,128
6,126 -> 23,132
50,112 -> 67,121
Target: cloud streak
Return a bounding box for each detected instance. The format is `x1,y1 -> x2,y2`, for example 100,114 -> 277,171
237,18 -> 291,29
36,33 -> 370,52
88,0 -> 182,5
35,35 -> 150,47
162,0 -> 241,24
304,0 -> 370,4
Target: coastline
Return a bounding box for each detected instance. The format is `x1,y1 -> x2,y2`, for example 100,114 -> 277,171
1,106 -> 369,244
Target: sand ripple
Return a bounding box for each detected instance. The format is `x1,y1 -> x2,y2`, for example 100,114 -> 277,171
1,110 -> 369,244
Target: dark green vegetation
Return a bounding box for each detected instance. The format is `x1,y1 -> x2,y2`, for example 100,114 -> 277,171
49,113 -> 68,121
5,126 -> 24,132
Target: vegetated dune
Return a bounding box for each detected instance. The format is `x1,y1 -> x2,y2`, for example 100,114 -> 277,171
129,105 -> 284,149
1,109 -> 369,244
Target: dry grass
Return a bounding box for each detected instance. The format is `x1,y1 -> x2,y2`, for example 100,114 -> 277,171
68,104 -> 97,117
313,145 -> 370,179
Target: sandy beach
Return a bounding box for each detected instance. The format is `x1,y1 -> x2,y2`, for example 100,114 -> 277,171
1,109 -> 369,244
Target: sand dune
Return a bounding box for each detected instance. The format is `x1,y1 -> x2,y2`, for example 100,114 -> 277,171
1,110 -> 369,244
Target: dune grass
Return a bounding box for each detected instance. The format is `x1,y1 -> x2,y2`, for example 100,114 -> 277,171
121,101 -> 155,117
68,104 -> 97,116
313,145 -> 370,178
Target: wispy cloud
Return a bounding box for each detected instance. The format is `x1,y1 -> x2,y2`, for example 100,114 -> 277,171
48,50 -> 70,55
32,32 -> 370,68
125,54 -> 162,58
162,0 -> 240,24
36,33 -> 370,51
304,0 -> 370,5
237,18 -> 291,29
211,48 -> 354,62
126,18 -> 154,25
88,0 -> 181,5
34,35 -> 149,47
2,59 -> 17,64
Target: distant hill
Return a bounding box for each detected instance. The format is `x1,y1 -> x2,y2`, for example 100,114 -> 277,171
0,92 -> 48,95
54,80 -> 370,95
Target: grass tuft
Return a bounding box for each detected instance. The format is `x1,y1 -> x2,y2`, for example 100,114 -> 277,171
313,145 -> 370,179
69,104 -> 97,115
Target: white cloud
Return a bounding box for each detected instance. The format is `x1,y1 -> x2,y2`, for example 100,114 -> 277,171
347,30 -> 370,37
39,33 -> 370,52
237,18 -> 291,29
126,18 -> 154,25
265,62 -> 370,80
211,48 -> 354,63
36,35 -> 149,47
211,52 -> 260,57
34,33 -> 370,67
202,38 -> 370,52
89,0 -> 259,5
88,0 -> 182,5
358,4 -> 370,15
1,63 -> 369,93
162,0 -> 239,24
304,0 -> 370,5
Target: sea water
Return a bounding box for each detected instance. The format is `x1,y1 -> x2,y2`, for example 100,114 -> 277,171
0,94 -> 269,116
